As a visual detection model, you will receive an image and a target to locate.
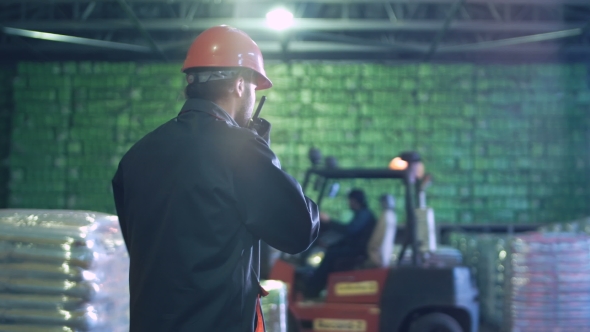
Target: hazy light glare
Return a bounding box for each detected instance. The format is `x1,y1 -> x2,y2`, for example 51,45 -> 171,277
82,270 -> 97,281
307,251 -> 324,267
61,263 -> 70,273
59,310 -> 72,320
262,280 -> 285,290
312,255 -> 322,265
266,8 -> 294,31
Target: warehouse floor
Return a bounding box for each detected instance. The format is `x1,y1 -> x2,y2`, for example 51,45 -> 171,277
480,323 -> 499,332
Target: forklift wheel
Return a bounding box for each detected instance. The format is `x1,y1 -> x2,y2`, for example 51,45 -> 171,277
408,313 -> 463,332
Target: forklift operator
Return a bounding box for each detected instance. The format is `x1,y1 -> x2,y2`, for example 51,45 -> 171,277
305,189 -> 376,298
112,25 -> 320,332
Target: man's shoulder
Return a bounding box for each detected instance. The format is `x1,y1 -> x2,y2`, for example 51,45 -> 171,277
214,121 -> 267,151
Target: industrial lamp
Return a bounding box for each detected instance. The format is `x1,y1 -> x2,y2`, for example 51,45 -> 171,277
266,8 -> 294,31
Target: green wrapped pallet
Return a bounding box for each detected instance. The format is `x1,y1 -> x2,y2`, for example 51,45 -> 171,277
3,62 -> 590,221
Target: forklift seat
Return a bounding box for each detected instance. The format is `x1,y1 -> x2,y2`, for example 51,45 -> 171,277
333,206 -> 397,271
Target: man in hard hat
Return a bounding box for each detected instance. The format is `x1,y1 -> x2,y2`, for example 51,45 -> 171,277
112,25 -> 319,332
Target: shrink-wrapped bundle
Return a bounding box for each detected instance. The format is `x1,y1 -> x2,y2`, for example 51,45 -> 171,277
451,231 -> 590,331
505,233 -> 590,332
477,235 -> 507,328
449,232 -> 508,328
0,209 -> 129,332
260,280 -> 288,332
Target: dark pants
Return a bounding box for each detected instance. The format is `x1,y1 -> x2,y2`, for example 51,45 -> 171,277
305,245 -> 361,298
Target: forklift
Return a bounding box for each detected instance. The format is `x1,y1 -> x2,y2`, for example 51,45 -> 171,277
268,149 -> 479,332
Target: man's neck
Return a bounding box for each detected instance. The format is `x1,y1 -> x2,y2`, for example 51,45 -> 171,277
215,99 -> 237,122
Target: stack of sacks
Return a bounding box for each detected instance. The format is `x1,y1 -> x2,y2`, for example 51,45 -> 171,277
0,209 -> 129,331
260,280 -> 288,332
476,235 -> 507,328
449,233 -> 480,279
505,233 -> 590,332
539,216 -> 590,234
449,233 -> 508,328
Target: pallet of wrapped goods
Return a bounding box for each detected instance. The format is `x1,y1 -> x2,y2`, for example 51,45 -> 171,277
0,209 -> 129,332
449,232 -> 508,328
505,233 -> 590,332
260,280 -> 288,332
477,235 -> 508,328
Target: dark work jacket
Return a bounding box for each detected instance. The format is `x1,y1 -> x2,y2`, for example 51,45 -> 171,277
112,98 -> 320,332
329,208 -> 376,254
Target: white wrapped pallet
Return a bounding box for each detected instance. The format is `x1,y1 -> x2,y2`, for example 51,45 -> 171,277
505,233 -> 590,332
0,209 -> 130,332
260,280 -> 288,332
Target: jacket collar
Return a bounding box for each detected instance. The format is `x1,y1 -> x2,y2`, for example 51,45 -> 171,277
179,98 -> 240,127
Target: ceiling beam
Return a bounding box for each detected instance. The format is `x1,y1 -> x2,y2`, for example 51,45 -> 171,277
256,43 -> 590,56
424,0 -> 465,60
2,26 -> 152,52
438,27 -> 582,52
115,0 -> 167,60
6,19 -> 579,33
299,31 -> 427,52
2,40 -> 589,55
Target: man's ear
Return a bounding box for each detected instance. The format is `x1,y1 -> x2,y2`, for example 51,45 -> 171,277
234,77 -> 245,97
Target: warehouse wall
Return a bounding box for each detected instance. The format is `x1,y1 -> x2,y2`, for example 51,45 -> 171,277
5,62 -> 590,224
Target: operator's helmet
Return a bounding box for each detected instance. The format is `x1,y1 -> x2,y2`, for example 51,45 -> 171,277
182,25 -> 272,90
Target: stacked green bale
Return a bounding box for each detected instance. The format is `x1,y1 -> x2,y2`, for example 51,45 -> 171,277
66,63 -> 182,213
7,62 -> 183,213
66,62 -> 130,212
414,64 -> 476,224
9,63 -> 70,209
260,63 -> 418,223
0,66 -> 14,208
470,65 -> 529,224
6,62 -> 590,222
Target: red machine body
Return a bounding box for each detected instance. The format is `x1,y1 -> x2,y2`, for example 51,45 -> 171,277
270,260 -> 388,332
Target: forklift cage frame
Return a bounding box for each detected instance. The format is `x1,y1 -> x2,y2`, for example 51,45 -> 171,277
301,164 -> 422,267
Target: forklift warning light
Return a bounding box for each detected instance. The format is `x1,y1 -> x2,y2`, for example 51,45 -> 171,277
334,280 -> 378,296
313,318 -> 367,332
388,157 -> 408,170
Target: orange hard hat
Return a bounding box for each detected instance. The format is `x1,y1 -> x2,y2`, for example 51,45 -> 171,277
182,25 -> 272,90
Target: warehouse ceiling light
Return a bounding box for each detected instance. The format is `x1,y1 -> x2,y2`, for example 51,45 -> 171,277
266,8 -> 294,31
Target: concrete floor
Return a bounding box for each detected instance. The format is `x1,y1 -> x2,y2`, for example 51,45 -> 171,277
479,324 -> 500,332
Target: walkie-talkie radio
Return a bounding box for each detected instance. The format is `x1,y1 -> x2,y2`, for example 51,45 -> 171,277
248,96 -> 267,129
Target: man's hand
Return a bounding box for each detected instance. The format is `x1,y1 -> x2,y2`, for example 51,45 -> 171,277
319,212 -> 331,223
251,117 -> 271,144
